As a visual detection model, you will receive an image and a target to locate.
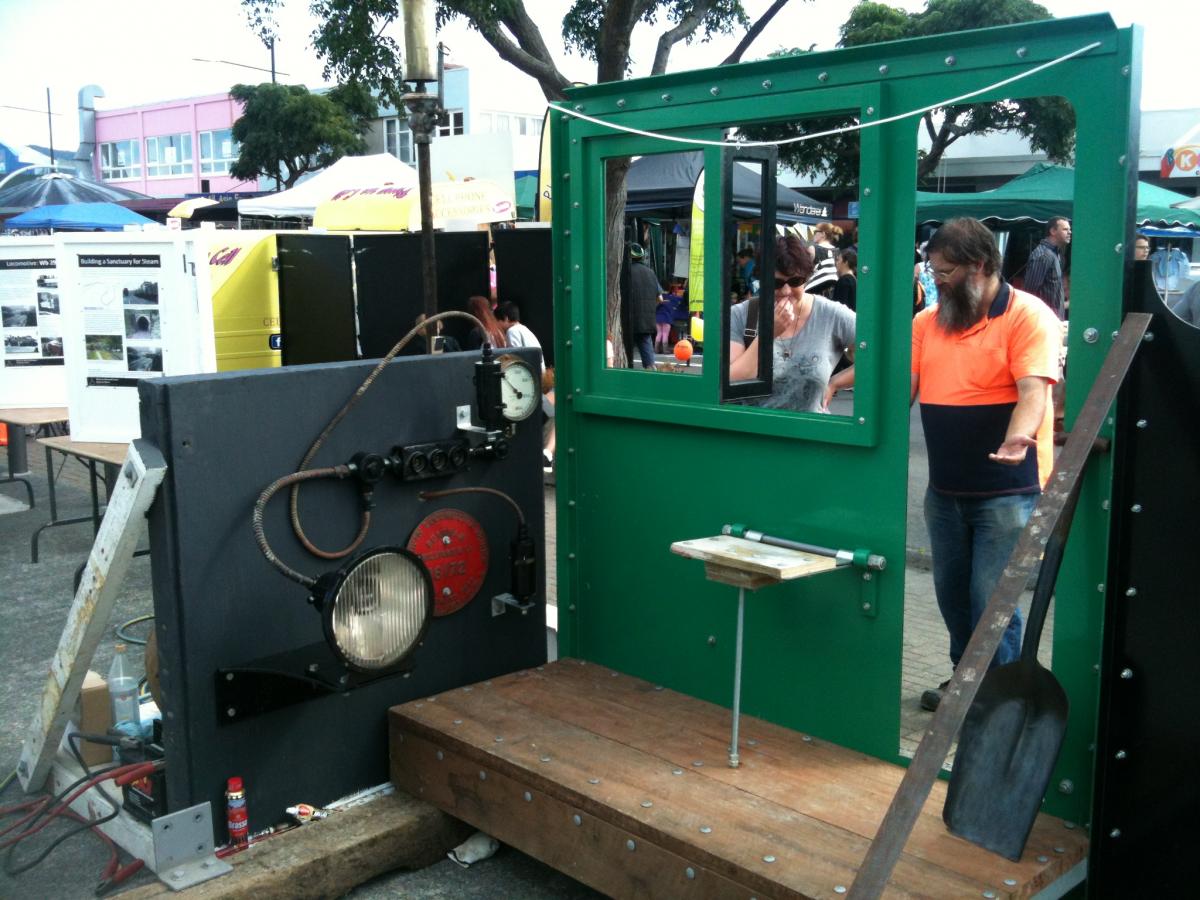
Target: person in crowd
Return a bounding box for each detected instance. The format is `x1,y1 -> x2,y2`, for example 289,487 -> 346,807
832,248 -> 857,311
1024,216 -> 1071,319
495,302 -> 544,371
908,217 -> 1062,712
728,234 -> 856,413
805,222 -> 842,299
1133,235 -> 1151,261
464,295 -> 507,350
736,247 -> 756,286
914,242 -> 938,313
628,243 -> 662,370
541,366 -> 556,471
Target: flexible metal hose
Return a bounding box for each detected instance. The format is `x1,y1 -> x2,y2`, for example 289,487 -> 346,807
254,465 -> 353,588
419,486 -> 525,526
287,310 -> 487,558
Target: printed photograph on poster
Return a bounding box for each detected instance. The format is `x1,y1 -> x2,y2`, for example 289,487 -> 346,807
124,309 -> 160,340
3,304 -> 37,327
122,280 -> 159,305
5,333 -> 39,354
40,335 -> 64,357
126,346 -> 163,372
85,334 -> 124,361
38,292 -> 60,314
36,274 -> 58,289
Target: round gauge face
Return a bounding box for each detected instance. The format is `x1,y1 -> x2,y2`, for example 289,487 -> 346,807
499,357 -> 540,422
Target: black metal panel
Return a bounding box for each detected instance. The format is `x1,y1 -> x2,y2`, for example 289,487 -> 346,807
493,228 -> 554,367
1091,263 -> 1200,894
139,349 -> 546,836
353,232 -> 490,358
276,234 -> 357,365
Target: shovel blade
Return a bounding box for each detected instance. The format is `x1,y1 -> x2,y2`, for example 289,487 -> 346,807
943,661 -> 1068,861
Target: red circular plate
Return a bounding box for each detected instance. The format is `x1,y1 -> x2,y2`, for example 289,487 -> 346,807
407,509 -> 489,616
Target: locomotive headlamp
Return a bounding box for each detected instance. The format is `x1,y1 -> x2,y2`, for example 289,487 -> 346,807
316,547 -> 434,671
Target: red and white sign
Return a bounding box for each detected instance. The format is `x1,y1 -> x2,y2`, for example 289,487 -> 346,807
407,509 -> 489,616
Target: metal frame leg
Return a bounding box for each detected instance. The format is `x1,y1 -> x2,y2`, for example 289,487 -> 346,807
1,431 -> 35,509
729,586 -> 745,768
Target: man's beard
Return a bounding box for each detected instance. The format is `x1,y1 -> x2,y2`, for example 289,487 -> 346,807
936,275 -> 987,332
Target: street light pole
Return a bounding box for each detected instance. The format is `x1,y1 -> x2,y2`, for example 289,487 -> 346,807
402,0 -> 441,322
46,89 -> 55,166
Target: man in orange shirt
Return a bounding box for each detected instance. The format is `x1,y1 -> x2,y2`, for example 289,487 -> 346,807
912,218 -> 1062,712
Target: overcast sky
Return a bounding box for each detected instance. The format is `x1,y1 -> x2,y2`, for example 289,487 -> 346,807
0,0 -> 1192,153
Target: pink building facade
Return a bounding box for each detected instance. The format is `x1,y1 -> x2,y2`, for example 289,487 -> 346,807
94,93 -> 257,197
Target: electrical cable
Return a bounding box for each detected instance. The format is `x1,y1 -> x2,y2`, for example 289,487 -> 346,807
419,486 -> 525,526
285,309 -> 487,560
548,40 -> 1102,150
254,465 -> 353,588
115,614 -> 154,646
0,769 -> 15,798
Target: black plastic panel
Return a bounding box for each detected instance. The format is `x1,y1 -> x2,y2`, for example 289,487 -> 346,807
493,229 -> 554,367
1091,263 -> 1200,894
139,349 -> 546,836
276,234 -> 357,365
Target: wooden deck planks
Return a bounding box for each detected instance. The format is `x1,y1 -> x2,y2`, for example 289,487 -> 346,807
389,659 -> 1087,899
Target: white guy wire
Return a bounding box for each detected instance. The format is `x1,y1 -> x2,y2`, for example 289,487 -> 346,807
548,41 -> 1102,148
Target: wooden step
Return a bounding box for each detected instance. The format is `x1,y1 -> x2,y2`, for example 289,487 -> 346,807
389,658 -> 1088,898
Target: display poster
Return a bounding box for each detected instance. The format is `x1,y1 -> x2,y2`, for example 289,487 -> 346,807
0,238 -> 68,407
58,234 -> 216,443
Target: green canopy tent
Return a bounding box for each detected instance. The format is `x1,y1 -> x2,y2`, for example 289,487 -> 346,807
515,174 -> 539,220
916,163 -> 1200,229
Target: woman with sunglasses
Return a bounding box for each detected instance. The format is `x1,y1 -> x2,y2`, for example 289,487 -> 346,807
728,234 -> 856,412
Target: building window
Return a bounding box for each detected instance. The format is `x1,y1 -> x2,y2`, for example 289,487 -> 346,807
437,109 -> 465,137
385,118 -> 414,164
99,139 -> 141,180
200,128 -> 238,175
145,133 -> 194,177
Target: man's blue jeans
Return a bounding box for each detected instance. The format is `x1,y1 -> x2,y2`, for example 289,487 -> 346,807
635,333 -> 657,369
923,487 -> 1037,670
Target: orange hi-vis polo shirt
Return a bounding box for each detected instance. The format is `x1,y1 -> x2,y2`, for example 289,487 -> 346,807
912,283 -> 1061,497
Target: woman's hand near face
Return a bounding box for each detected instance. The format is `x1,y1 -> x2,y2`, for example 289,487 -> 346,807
773,296 -> 796,335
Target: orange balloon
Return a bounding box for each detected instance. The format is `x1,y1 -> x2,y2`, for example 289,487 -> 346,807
673,339 -> 693,362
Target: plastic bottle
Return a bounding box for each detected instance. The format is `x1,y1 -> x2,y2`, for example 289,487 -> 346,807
108,643 -> 139,737
226,777 -> 249,847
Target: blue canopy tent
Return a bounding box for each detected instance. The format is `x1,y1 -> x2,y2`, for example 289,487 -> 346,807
3,201 -> 156,231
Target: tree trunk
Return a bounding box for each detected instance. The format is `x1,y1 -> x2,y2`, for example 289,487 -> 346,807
605,157 -> 632,369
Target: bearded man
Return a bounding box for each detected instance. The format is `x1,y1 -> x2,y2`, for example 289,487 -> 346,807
911,218 -> 1063,712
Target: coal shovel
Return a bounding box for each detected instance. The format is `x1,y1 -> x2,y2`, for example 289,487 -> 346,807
942,477 -> 1083,861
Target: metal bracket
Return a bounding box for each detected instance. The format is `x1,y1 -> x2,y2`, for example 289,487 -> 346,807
153,802 -> 232,890
456,405 -> 509,442
491,592 -> 537,617
858,569 -> 880,618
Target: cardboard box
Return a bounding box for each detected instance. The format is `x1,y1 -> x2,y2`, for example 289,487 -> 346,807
75,669 -> 113,767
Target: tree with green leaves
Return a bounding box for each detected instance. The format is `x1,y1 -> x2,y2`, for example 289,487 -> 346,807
744,0 -> 1076,190
241,0 -> 795,364
229,83 -> 378,189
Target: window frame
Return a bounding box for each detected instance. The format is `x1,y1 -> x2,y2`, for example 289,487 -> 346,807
99,139 -> 141,180
199,128 -> 238,175
145,132 -> 194,178
384,117 -> 415,164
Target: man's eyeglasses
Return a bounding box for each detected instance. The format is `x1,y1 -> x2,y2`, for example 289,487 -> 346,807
930,264 -> 961,281
774,276 -> 805,290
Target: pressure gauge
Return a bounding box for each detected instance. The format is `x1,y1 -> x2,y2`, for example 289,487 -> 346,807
498,356 -> 539,422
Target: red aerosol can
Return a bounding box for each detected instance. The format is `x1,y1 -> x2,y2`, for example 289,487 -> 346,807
226,776 -> 249,847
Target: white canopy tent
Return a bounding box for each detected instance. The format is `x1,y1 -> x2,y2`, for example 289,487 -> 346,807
237,154 -> 418,219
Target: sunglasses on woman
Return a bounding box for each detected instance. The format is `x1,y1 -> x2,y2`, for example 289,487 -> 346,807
774,276 -> 805,290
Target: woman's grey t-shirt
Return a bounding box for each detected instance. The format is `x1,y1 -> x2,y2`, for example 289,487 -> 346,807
729,296 -> 856,411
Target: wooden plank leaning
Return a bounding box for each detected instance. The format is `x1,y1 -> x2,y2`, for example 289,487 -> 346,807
849,312 -> 1152,898
17,438 -> 167,793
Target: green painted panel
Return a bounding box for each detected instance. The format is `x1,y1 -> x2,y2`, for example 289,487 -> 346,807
552,15 -> 1137,831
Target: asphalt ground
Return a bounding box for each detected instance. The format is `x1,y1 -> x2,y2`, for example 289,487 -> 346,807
0,408 -> 1050,898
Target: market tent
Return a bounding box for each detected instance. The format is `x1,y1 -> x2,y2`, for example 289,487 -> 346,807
3,201 -> 156,231
1173,195 -> 1200,211
0,171 -> 149,215
515,174 -> 538,220
312,179 -> 515,231
237,154 -> 418,219
916,163 -> 1200,228
624,151 -> 829,223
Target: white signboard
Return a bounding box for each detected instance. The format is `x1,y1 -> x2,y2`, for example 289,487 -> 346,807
0,237 -> 67,407
57,233 -> 216,443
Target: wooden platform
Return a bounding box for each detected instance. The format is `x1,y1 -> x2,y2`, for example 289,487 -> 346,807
389,659 -> 1088,899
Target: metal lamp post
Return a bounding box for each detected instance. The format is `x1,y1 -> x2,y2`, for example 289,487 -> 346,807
402,0 -> 442,321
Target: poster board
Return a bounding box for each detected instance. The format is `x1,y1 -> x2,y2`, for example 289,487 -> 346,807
57,233 -> 216,443
0,237 -> 68,407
